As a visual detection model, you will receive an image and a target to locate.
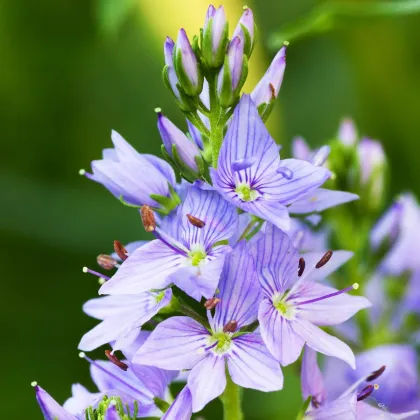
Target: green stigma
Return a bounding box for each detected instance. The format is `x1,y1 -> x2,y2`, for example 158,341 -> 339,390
273,292 -> 295,319
235,183 -> 258,202
275,301 -> 288,315
211,332 -> 232,354
189,249 -> 207,267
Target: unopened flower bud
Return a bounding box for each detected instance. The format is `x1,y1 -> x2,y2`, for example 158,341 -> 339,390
251,45 -> 286,119
338,118 -> 357,146
141,205 -> 156,232
358,138 -> 386,209
232,6 -> 256,57
174,29 -> 204,97
163,37 -> 195,112
157,112 -> 201,173
97,254 -> 117,270
217,36 -> 248,108
187,119 -> 204,150
202,5 -> 229,68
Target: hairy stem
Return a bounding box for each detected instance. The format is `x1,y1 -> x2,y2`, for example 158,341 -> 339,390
221,374 -> 244,420
208,74 -> 224,167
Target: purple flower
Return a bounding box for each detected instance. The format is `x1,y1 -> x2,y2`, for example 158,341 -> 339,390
302,346 -> 419,420
338,118 -> 357,146
232,7 -> 255,57
157,112 -> 201,172
186,119 -> 204,150
78,289 -> 172,352
323,345 -> 420,414
162,386 -> 192,420
250,46 -> 286,108
99,186 -> 238,300
174,29 -> 203,97
134,241 -> 283,412
252,224 -> 371,367
202,5 -> 229,68
217,37 -> 247,107
371,194 -> 420,275
34,384 -> 78,420
288,136 -> 359,215
81,130 -> 176,208
210,95 -> 331,231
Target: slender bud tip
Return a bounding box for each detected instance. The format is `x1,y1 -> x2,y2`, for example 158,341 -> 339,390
82,267 -> 88,273
283,40 -> 290,46
79,352 -> 86,358
31,381 -> 38,387
352,283 -> 359,290
154,107 -> 162,113
79,169 -> 86,176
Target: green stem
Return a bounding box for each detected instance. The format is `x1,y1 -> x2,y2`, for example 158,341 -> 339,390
208,74 -> 224,167
269,0 -> 420,48
220,374 -> 244,420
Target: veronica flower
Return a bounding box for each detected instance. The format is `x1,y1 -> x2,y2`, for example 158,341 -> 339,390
211,95 -> 331,231
288,136 -> 359,215
302,346 -> 419,419
232,6 -> 255,57
100,186 -> 238,300
81,130 -> 176,208
34,351 -> 178,419
252,224 -> 371,367
78,289 -> 172,352
323,344 -> 420,414
135,241 -> 283,412
371,193 -> 420,275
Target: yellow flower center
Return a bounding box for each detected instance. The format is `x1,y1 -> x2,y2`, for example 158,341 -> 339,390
235,183 -> 258,202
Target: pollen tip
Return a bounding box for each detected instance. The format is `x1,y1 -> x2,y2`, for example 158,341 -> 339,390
82,267 -> 88,273
154,107 -> 162,113
98,278 -> 106,285
374,384 -> 379,390
283,40 -> 290,46
243,5 -> 249,10
78,169 -> 86,176
352,283 -> 359,290
31,381 -> 38,387
78,352 -> 86,359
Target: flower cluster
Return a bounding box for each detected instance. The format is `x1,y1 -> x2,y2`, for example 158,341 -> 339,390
34,5 -> 420,420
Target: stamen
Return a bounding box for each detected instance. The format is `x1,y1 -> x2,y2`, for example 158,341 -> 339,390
97,254 -> 118,270
204,297 -> 221,310
298,257 -> 305,277
269,83 -> 276,100
79,169 -> 93,179
187,214 -> 206,228
315,250 -> 333,268
223,320 -> 238,333
141,205 -> 156,232
82,267 -> 110,281
357,384 -> 378,401
231,156 -> 257,172
31,381 -> 38,387
153,228 -> 188,256
276,167 -> 293,180
105,350 -> 128,371
79,352 -> 149,399
297,283 -> 359,306
114,240 -> 128,261
366,365 -> 386,381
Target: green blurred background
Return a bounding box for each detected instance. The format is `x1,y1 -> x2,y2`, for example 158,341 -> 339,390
2,0 -> 420,418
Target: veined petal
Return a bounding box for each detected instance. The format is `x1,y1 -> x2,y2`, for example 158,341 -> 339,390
271,159 -> 331,205
180,187 -> 238,249
35,385 -> 78,420
252,223 -> 299,295
292,319 -> 355,368
258,299 -> 304,365
142,154 -> 176,187
227,333 -> 283,391
301,346 -> 326,405
289,189 -> 359,214
99,240 -> 185,295
187,355 -> 226,412
162,386 -> 192,420
305,394 -> 357,420
134,317 -> 209,370
213,241 -> 262,330
296,283 -> 371,326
